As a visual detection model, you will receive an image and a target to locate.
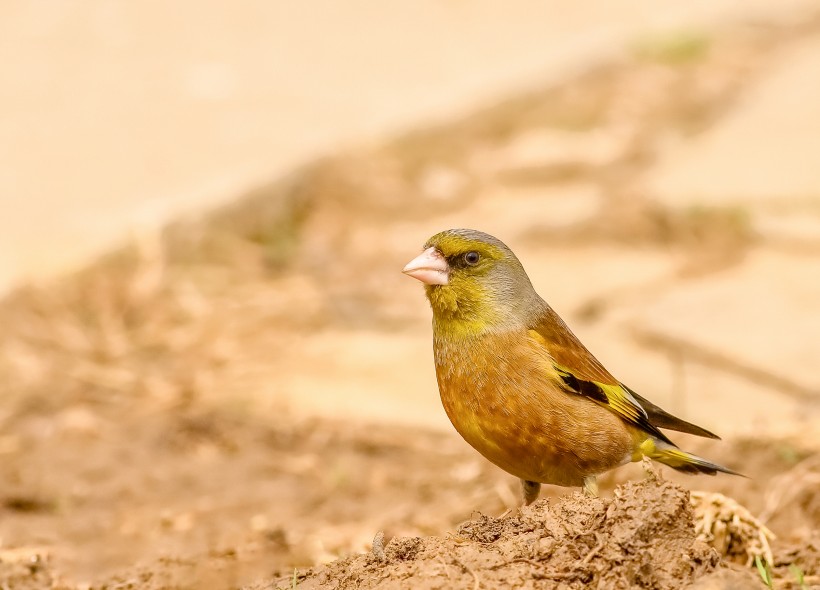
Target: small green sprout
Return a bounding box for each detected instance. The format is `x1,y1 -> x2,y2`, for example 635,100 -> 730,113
755,555 -> 773,589
789,564 -> 808,590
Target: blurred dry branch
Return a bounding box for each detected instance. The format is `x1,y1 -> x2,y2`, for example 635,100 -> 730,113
632,329 -> 820,404
759,455 -> 820,524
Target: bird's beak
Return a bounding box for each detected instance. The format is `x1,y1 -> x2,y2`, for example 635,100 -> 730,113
402,247 -> 449,285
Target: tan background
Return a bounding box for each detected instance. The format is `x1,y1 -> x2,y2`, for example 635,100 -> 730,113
1,2 -> 819,587
1,0 -> 812,289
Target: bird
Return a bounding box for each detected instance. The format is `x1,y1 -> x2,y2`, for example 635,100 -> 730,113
402,228 -> 740,504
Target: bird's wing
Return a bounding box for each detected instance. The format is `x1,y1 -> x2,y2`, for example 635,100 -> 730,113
528,307 -> 675,445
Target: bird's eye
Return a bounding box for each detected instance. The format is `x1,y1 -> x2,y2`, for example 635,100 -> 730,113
463,251 -> 480,266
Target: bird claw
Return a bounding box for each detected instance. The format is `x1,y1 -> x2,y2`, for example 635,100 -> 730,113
583,476 -> 599,497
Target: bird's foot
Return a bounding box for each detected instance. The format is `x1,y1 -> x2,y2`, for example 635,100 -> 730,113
583,476 -> 599,497
521,479 -> 541,505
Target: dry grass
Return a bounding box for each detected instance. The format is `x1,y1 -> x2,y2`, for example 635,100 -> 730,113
691,490 -> 776,566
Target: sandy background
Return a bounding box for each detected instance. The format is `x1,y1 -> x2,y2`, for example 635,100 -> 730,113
1,2 -> 820,589
1,0 -> 814,289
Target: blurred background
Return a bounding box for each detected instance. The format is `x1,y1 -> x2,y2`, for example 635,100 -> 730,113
1,2 -> 819,589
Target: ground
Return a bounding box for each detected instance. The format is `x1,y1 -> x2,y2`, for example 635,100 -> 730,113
2,11 -> 820,590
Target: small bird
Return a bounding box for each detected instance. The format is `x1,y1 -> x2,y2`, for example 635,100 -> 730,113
403,228 -> 739,504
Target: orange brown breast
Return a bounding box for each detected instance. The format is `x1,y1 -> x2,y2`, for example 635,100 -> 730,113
433,329 -> 636,487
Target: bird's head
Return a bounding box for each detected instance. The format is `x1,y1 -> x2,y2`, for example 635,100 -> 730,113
403,229 -> 541,335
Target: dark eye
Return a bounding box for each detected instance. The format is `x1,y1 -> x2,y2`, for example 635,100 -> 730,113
463,251 -> 480,266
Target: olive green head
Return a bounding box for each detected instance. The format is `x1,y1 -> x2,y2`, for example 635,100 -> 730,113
403,229 -> 542,334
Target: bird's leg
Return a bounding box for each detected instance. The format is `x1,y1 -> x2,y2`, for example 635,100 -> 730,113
583,475 -> 599,497
521,479 -> 541,505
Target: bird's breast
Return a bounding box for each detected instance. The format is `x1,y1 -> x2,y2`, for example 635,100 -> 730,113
432,330 -> 634,486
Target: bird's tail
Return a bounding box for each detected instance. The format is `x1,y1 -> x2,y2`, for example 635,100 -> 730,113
641,438 -> 743,476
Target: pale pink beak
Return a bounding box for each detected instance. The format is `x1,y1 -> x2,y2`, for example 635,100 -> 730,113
402,247 -> 449,285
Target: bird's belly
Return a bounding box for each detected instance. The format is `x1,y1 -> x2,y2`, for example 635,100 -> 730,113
436,351 -> 635,487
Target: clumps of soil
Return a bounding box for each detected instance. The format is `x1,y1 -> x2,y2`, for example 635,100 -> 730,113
261,479 -> 733,590
0,549 -> 54,590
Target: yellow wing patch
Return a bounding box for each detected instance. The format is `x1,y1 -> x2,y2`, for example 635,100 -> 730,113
552,363 -> 673,445
525,327 -> 673,444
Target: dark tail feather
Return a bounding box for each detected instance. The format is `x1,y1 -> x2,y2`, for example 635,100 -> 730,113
648,440 -> 745,477
627,386 -> 721,440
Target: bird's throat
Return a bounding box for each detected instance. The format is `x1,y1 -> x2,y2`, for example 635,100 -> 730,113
426,284 -> 499,338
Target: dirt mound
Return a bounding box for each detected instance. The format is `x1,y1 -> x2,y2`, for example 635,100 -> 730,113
259,479 -> 743,590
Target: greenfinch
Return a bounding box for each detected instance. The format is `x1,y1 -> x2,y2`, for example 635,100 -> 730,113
403,228 -> 738,504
